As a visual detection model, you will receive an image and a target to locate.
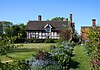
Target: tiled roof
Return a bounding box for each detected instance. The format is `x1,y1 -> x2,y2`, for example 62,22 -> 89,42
26,21 -> 71,31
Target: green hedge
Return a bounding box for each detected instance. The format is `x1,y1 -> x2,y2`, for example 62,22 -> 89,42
14,38 -> 58,43
14,38 -> 26,43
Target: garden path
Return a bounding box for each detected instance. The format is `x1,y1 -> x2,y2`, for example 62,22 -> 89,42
69,45 -> 91,70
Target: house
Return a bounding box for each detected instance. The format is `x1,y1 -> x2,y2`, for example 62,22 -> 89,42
26,14 -> 75,39
81,19 -> 97,42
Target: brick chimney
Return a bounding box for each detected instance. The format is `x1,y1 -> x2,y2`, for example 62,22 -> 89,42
38,15 -> 42,21
70,14 -> 72,23
92,19 -> 96,27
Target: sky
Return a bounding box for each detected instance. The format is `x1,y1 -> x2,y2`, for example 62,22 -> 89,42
0,0 -> 100,34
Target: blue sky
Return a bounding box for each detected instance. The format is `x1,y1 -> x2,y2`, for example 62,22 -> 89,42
0,0 -> 100,34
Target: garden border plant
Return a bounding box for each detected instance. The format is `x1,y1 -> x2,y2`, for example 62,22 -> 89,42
85,26 -> 100,70
30,41 -> 74,70
0,34 -> 31,70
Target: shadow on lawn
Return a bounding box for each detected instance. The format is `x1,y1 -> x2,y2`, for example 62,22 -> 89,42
11,48 -> 38,52
68,59 -> 80,70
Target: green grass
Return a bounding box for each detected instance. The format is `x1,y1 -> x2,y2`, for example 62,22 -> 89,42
69,45 -> 91,70
0,55 -> 13,63
0,43 -> 56,63
0,43 -> 91,70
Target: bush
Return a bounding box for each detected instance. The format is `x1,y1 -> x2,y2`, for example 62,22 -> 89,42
67,41 -> 77,47
45,39 -> 57,43
14,38 -> 26,43
0,59 -> 31,70
25,39 -> 58,43
12,38 -> 59,43
26,39 -> 45,43
0,48 -> 7,55
85,26 -> 100,70
49,41 -> 73,69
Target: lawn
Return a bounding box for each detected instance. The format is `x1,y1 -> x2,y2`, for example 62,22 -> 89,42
0,43 -> 56,63
69,45 -> 91,70
0,43 -> 91,70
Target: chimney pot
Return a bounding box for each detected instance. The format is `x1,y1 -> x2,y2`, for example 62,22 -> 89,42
92,19 -> 96,27
38,15 -> 42,21
70,14 -> 72,23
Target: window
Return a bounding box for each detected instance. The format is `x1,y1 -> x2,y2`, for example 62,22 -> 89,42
45,28 -> 51,32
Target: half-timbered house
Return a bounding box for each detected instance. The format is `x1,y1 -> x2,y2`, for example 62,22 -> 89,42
26,14 -> 75,39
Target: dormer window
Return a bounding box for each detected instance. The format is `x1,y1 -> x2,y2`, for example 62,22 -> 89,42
44,24 -> 52,33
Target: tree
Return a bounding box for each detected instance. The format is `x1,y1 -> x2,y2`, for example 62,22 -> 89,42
5,25 -> 20,36
18,23 -> 26,38
5,24 -> 26,38
60,28 -> 71,41
51,17 -> 78,43
0,21 -> 13,34
51,17 -> 68,21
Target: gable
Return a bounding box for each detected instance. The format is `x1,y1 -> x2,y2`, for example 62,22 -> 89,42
44,24 -> 52,28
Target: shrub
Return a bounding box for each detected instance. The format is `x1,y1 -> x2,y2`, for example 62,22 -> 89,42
49,41 -> 73,69
14,38 -> 26,43
85,26 -> 100,70
45,39 -> 57,43
25,39 -> 58,43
